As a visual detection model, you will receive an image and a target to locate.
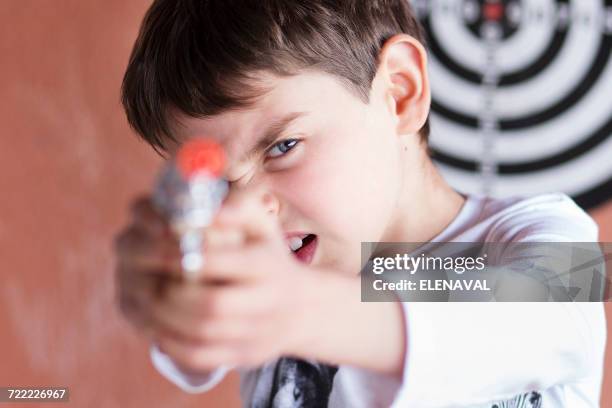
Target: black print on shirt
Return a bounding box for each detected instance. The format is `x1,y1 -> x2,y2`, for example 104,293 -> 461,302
251,359 -> 542,408
491,391 -> 542,408
253,357 -> 338,408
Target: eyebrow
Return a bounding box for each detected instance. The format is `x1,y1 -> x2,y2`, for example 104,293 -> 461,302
242,111 -> 306,160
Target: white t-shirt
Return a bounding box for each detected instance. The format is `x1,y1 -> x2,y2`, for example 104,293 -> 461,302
150,193 -> 607,407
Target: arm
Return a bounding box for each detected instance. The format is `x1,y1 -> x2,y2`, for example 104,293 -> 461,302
301,195 -> 607,407
390,197 -> 608,406
390,302 -> 606,407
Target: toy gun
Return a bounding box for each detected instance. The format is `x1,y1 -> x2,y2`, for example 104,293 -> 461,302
153,139 -> 228,281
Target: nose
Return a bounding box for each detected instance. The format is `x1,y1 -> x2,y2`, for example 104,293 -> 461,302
226,164 -> 280,216
262,191 -> 280,216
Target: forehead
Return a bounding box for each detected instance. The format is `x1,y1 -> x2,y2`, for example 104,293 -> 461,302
166,71 -> 358,158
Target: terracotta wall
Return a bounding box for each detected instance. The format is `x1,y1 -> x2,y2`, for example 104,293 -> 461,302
0,1 -> 239,407
0,1 -> 609,407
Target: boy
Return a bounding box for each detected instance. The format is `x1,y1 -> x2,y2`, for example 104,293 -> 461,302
115,1 -> 606,407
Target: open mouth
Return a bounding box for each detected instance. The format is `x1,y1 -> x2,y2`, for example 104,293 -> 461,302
287,234 -> 318,264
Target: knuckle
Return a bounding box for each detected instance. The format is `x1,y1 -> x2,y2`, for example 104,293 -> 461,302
115,262 -> 139,286
133,275 -> 160,304
194,322 -> 209,340
115,227 -> 147,254
113,227 -> 132,251
202,293 -> 223,317
117,292 -> 135,317
250,291 -> 274,315
115,266 -> 140,295
204,290 -> 234,319
130,195 -> 151,215
130,196 -> 167,229
232,321 -> 251,339
118,293 -> 148,328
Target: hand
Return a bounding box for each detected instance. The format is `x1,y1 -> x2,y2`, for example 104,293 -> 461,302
114,195 -> 187,342
115,186 -> 317,373
114,187 -> 406,378
156,186 -> 319,371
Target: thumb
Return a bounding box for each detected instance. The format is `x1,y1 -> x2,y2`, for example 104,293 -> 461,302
213,185 -> 281,243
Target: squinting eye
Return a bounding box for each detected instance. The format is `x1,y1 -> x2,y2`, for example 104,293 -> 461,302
266,139 -> 299,158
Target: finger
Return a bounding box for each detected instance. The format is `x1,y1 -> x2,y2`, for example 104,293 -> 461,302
150,297 -> 211,343
214,187 -> 280,241
116,265 -> 170,330
117,268 -> 213,345
130,195 -> 170,236
202,225 -> 246,251
198,245 -> 270,283
163,282 -> 269,319
146,282 -> 264,344
114,226 -> 184,277
116,226 -> 273,282
152,299 -> 253,344
114,225 -> 152,259
117,229 -> 250,281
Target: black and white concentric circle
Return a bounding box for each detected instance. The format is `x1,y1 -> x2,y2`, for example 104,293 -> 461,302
412,0 -> 612,209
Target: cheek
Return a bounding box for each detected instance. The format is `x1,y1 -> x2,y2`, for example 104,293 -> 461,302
276,131 -> 401,242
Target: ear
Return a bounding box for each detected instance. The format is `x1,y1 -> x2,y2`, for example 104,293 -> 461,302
374,34 -> 430,136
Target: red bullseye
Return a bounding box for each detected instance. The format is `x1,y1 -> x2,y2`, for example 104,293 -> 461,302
177,138 -> 226,179
483,3 -> 504,21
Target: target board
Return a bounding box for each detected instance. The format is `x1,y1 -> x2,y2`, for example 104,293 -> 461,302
412,0 -> 612,209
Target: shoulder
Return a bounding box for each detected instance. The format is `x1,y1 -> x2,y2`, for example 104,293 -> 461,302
474,193 -> 598,242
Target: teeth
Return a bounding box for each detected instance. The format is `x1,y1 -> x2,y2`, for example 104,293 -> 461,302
289,237 -> 303,251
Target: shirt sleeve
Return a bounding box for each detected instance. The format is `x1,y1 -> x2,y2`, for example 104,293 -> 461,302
390,195 -> 608,407
390,302 -> 606,407
149,345 -> 231,393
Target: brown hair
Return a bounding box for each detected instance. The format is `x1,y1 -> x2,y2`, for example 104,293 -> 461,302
121,0 -> 429,156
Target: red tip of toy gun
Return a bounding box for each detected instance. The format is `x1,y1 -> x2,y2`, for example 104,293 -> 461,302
177,139 -> 225,179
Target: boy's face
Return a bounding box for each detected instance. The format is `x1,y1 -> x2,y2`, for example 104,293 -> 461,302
167,70 -> 427,274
